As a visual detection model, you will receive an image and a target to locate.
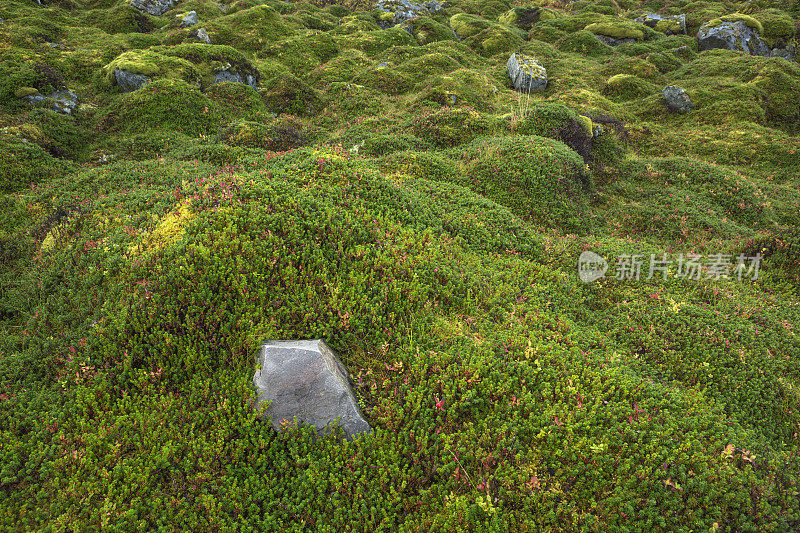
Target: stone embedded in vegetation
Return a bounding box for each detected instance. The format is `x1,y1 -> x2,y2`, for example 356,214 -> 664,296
114,69 -> 150,92
662,85 -> 693,114
181,11 -> 198,27
130,0 -> 174,16
375,0 -> 442,29
21,89 -> 78,115
214,68 -> 257,87
697,20 -> 771,56
193,27 -> 211,44
635,13 -> 686,35
253,339 -> 371,441
507,53 -> 547,92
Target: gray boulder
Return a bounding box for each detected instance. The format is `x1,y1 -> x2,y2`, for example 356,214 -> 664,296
662,85 -> 693,114
114,68 -> 150,92
635,13 -> 686,34
507,53 -> 547,92
770,44 -> 797,62
214,68 -> 258,88
375,0 -> 442,29
22,89 -> 79,115
697,20 -> 770,56
130,0 -> 174,16
192,27 -> 211,44
181,10 -> 198,27
253,339 -> 371,440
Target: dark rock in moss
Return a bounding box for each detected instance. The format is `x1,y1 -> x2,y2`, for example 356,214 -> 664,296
507,53 -> 546,92
769,44 -> 796,61
130,0 -> 175,16
662,85 -> 693,114
114,68 -> 150,92
253,339 -> 371,441
698,20 -> 770,56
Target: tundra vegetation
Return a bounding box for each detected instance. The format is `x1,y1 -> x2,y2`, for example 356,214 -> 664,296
1,0 -> 800,530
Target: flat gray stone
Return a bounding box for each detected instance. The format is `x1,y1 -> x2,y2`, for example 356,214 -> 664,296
507,53 -> 547,92
114,68 -> 149,92
253,339 -> 371,440
662,85 -> 693,114
697,20 -> 770,57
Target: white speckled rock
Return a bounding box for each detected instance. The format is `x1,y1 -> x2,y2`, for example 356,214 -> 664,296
507,53 -> 547,92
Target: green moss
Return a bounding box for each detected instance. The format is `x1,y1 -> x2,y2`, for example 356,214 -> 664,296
602,55 -> 661,81
450,13 -> 495,38
443,135 -> 594,234
749,60 -> 800,132
408,106 -> 493,147
332,27 -> 415,56
263,30 -> 340,77
654,19 -> 681,34
498,6 -> 540,31
260,73 -> 326,116
101,49 -> 201,90
395,53 -> 464,85
96,78 -> 224,136
204,5 -> 294,52
205,81 -> 271,122
80,5 -> 155,35
404,16 -> 457,46
413,68 -> 500,111
584,21 -> 645,40
305,49 -> 373,89
555,30 -> 615,57
321,82 -> 383,120
752,8 -> 795,47
603,73 -> 656,101
14,87 -> 40,98
707,13 -> 765,35
0,133 -> 72,192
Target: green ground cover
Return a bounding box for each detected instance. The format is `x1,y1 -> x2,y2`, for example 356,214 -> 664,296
1,0 -> 799,530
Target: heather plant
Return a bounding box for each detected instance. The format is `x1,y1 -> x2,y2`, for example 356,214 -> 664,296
2,0 -> 800,529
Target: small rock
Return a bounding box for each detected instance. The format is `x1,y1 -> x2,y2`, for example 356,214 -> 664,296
662,85 -> 693,114
130,0 -> 175,16
635,13 -> 686,35
770,44 -> 796,62
507,53 -> 547,92
181,10 -> 198,27
253,339 -> 371,441
214,67 -> 258,88
114,68 -> 150,92
376,62 -> 388,68
193,27 -> 211,44
22,89 -> 79,115
375,0 -> 442,29
595,34 -> 637,46
697,20 -> 770,57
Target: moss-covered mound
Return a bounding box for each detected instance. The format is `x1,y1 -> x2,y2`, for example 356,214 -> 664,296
443,135 -> 595,234
3,0 -> 800,530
